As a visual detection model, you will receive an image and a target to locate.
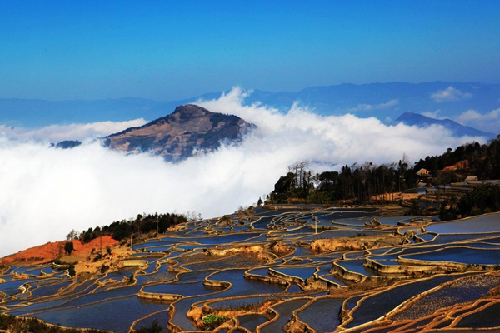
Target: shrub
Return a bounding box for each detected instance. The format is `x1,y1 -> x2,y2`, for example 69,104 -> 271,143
68,265 -> 76,277
64,241 -> 74,255
201,315 -> 229,330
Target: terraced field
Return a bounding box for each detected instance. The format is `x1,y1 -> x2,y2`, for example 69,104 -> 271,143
1,207 -> 500,332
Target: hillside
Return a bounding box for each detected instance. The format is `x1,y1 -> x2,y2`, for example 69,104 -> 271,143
0,236 -> 118,265
104,104 -> 255,161
395,112 -> 494,138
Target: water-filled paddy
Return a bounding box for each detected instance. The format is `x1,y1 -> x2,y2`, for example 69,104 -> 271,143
30,280 -> 72,298
143,281 -> 219,297
34,295 -> 169,333
133,240 -> 170,251
237,314 -> 269,331
51,285 -> 142,308
286,284 -> 302,293
374,216 -> 412,226
420,234 -> 436,242
456,302 -> 500,328
344,296 -> 362,311
289,245 -> 313,257
136,270 -> 176,285
192,232 -> 263,245
333,218 -> 370,226
4,207 -> 500,332
337,260 -> 376,276
403,247 -> 500,265
298,297 -> 344,332
346,275 -> 460,328
427,213 -> 500,234
185,255 -> 262,271
300,230 -> 381,242
273,267 -> 317,280
176,270 -> 212,282
133,311 -> 170,331
208,269 -> 287,298
431,233 -> 500,245
9,297 -> 70,316
260,298 -> 310,333
142,245 -> 171,252
392,275 -> 500,321
0,279 -> 33,296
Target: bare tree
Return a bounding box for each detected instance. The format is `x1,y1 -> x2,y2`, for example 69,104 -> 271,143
288,161 -> 309,188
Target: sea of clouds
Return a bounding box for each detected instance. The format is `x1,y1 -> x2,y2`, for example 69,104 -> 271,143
0,87 -> 486,257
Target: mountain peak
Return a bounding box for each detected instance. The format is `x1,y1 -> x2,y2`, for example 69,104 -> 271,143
172,104 -> 206,114
105,104 -> 254,161
395,112 -> 494,138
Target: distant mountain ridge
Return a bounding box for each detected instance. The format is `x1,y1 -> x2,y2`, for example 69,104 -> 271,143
104,104 -> 255,161
2,82 -> 499,136
394,112 -> 495,138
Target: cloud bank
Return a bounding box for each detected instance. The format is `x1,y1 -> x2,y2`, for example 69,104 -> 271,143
431,86 -> 472,102
0,118 -> 147,143
345,99 -> 399,113
455,108 -> 500,134
0,88 -> 485,257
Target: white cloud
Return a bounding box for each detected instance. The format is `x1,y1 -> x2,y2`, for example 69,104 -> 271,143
0,88 -> 484,257
345,99 -> 399,113
431,86 -> 472,102
455,108 -> 500,134
0,119 -> 148,143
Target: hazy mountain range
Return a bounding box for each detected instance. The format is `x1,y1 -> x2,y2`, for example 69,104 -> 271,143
1,82 -> 499,138
395,112 -> 494,138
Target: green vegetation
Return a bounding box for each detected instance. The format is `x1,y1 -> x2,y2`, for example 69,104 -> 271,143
268,135 -> 500,205
440,185 -> 500,220
268,158 -> 414,204
414,136 -> 500,180
201,315 -> 229,331
76,212 -> 188,244
458,185 -> 500,216
64,241 -> 74,255
67,264 -> 76,277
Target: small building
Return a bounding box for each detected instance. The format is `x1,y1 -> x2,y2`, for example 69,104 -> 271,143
416,168 -> 430,177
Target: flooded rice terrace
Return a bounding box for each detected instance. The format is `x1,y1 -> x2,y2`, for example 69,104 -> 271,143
1,207 -> 500,332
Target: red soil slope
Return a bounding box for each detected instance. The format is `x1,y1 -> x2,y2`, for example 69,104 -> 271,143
0,236 -> 119,265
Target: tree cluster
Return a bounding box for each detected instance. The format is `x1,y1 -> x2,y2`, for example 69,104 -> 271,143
269,158 -> 413,205
439,185 -> 500,220
268,135 -> 500,205
75,212 -> 188,244
414,135 -> 500,181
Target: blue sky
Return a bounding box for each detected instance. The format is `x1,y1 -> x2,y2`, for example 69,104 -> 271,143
1,0 -> 499,101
